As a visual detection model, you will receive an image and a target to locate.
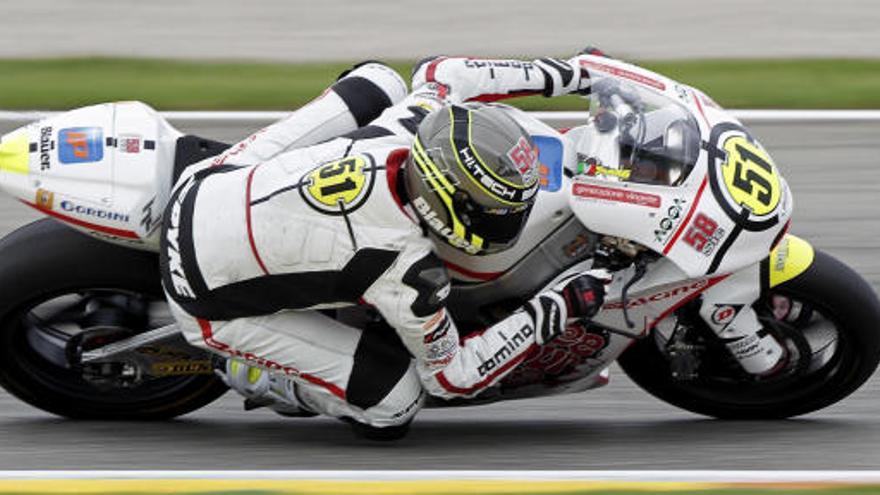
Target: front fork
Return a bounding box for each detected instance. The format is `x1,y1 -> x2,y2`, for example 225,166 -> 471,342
697,263 -> 785,375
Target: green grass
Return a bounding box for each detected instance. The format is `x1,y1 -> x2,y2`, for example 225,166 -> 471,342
0,58 -> 878,110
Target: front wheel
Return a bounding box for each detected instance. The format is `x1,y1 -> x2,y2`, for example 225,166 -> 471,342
619,248 -> 880,419
0,219 -> 228,420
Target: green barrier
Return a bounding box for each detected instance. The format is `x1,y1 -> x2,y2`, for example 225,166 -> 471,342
1,58 -> 879,111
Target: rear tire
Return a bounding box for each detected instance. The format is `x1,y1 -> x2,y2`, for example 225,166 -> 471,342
0,219 -> 227,420
619,249 -> 880,419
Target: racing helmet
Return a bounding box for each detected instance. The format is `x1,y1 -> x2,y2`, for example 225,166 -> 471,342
585,77 -> 701,186
405,103 -> 541,255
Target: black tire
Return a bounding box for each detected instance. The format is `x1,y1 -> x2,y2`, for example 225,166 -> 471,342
619,248 -> 880,419
0,219 -> 228,419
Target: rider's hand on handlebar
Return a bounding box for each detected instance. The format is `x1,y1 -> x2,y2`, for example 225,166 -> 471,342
528,270 -> 610,345
557,270 -> 610,319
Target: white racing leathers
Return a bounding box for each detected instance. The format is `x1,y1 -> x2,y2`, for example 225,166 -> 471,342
160,57 -> 583,428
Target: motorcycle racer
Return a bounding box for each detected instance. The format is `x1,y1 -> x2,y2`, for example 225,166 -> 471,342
160,55 -> 607,438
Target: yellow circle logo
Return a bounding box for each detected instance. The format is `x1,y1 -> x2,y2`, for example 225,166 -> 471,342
720,135 -> 781,217
301,156 -> 373,215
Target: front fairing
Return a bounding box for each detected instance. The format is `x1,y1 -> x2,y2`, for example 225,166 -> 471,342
568,56 -> 793,278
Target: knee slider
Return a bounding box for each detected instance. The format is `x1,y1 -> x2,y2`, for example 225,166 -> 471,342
332,61 -> 407,127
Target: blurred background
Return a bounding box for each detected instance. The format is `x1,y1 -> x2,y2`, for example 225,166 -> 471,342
1,0 -> 879,110
4,0 -> 880,61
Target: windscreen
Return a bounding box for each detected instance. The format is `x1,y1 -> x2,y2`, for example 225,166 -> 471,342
587,77 -> 701,187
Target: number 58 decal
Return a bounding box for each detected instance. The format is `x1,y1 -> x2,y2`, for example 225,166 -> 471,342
683,212 -> 726,256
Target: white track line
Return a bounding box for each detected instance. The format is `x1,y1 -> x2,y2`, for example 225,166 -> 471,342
1,470 -> 880,482
2,110 -> 880,124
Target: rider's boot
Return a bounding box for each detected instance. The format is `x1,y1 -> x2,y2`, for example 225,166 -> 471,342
216,358 -> 317,418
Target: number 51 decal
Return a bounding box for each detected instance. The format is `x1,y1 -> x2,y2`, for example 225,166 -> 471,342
300,155 -> 376,215
720,135 -> 781,217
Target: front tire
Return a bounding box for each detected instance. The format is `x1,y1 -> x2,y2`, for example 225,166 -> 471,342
619,248 -> 880,419
0,219 -> 227,419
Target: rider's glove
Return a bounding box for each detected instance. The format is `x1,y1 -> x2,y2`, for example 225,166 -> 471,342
557,270 -> 608,319
524,291 -> 568,345
525,270 -> 610,345
534,57 -> 590,96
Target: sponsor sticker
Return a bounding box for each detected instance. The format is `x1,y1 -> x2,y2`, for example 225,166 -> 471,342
578,155 -> 632,180
118,134 -> 142,154
572,183 -> 661,208
719,135 -> 781,217
477,324 -> 534,377
580,60 -> 666,91
426,339 -> 457,367
60,200 -> 129,223
35,189 -> 54,209
603,279 -> 710,310
300,155 -> 375,216
533,135 -> 563,192
710,304 -> 743,331
506,136 -> 539,182
151,360 -> 213,376
501,322 -> 612,387
39,126 -> 52,171
59,127 -> 104,164
682,212 -> 726,256
654,198 -> 687,243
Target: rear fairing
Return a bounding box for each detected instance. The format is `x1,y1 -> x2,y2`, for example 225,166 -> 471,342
0,102 -> 181,250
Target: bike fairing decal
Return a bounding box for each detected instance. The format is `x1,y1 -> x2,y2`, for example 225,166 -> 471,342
37,126 -> 52,170
0,129 -> 29,175
704,122 -> 781,232
21,199 -> 140,239
532,135 -> 564,192
197,318 -> 346,400
662,176 -> 708,255
646,274 -> 730,331
579,59 -> 666,91
706,223 -> 743,274
58,127 -> 103,164
571,183 -> 662,208
691,90 -> 711,128
767,234 -> 815,288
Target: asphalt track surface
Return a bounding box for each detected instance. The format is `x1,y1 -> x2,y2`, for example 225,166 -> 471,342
4,0 -> 880,61
0,119 -> 878,469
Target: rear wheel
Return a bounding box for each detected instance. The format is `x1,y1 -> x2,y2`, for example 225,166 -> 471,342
0,219 -> 227,419
619,249 -> 880,418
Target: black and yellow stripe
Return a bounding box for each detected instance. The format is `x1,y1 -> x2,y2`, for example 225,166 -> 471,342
410,134 -> 484,251
448,105 -> 538,206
